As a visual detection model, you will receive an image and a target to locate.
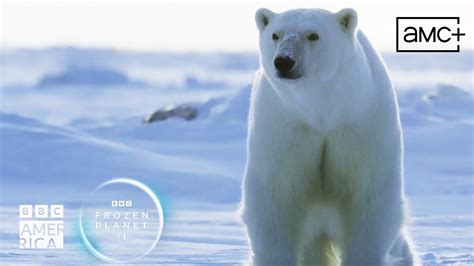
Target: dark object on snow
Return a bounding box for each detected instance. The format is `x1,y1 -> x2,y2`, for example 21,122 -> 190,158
144,105 -> 198,123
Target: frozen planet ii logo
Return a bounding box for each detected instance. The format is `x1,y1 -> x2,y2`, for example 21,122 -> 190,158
79,178 -> 164,263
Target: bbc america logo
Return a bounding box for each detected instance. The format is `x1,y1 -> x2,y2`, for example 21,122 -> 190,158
19,205 -> 64,249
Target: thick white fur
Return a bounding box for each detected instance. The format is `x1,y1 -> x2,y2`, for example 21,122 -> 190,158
240,8 -> 418,266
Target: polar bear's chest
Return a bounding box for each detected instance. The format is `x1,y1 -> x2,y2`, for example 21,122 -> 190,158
319,127 -> 376,197
273,125 -> 375,200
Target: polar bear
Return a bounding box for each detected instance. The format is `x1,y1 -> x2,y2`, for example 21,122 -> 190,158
240,8 -> 418,266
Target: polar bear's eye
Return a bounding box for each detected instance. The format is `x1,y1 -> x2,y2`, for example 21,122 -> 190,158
272,33 -> 279,41
307,33 -> 319,41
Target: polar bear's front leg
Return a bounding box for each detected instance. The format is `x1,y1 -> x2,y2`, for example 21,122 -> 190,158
340,179 -> 406,266
242,180 -> 298,266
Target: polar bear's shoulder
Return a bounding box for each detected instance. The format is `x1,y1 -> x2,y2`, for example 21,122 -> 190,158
356,31 -> 389,77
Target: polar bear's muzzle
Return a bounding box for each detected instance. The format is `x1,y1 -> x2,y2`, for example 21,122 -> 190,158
274,33 -> 303,80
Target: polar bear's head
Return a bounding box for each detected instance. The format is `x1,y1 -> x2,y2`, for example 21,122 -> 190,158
256,8 -> 358,83
255,8 -> 373,131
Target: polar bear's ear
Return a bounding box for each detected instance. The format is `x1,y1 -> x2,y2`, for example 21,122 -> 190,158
336,8 -> 358,36
255,8 -> 275,32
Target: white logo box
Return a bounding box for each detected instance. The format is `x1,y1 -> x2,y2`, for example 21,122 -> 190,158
19,205 -> 64,249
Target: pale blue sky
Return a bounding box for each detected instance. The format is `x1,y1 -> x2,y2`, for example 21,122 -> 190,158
1,0 -> 472,52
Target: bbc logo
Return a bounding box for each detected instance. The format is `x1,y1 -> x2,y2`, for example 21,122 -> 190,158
19,205 -> 64,249
19,205 -> 63,218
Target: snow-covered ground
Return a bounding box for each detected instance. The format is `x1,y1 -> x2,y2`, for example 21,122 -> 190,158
0,48 -> 473,265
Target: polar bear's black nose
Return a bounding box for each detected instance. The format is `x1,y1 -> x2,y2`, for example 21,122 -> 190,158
274,56 -> 295,74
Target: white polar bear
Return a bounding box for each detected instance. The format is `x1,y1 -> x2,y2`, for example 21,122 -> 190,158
240,8 -> 418,266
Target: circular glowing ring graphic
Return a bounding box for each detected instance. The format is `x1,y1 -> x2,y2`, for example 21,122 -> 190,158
79,178 -> 164,263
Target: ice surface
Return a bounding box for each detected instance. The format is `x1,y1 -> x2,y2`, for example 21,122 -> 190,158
0,48 -> 472,265
38,66 -> 142,87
